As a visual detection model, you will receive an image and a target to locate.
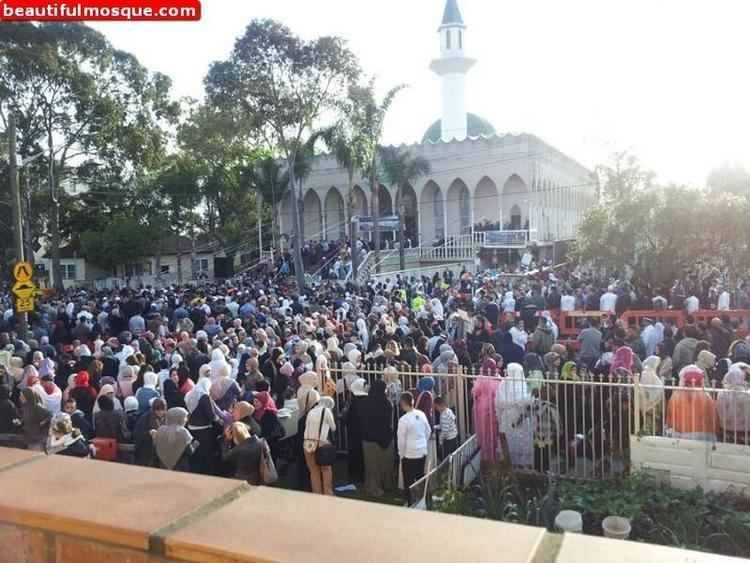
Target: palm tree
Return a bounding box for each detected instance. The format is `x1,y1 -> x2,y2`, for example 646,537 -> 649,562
255,156 -> 288,256
380,146 -> 431,270
319,123 -> 360,280
348,79 -> 406,273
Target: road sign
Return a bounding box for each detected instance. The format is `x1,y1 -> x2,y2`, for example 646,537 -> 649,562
12,280 -> 37,300
15,297 -> 34,313
13,261 -> 33,282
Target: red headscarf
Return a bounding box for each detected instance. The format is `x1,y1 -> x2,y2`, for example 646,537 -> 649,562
611,346 -> 634,373
252,391 -> 278,420
75,371 -> 91,388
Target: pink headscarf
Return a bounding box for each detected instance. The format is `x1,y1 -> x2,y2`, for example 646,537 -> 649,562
611,346 -> 634,373
482,357 -> 498,377
252,391 -> 278,421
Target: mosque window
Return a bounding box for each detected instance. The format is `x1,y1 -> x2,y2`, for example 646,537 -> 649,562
459,30 -> 463,49
446,29 -> 452,49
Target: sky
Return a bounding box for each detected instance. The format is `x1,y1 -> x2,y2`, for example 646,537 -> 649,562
92,0 -> 750,186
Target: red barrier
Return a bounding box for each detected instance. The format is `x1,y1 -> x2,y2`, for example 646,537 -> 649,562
558,311 -> 610,338
692,310 -> 750,338
620,310 -> 685,329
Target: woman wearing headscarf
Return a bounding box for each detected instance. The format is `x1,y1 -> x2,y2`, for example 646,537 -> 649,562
666,365 -> 718,442
498,331 -> 525,368
556,361 -> 589,453
261,348 -> 284,396
221,422 -> 263,485
0,385 -> 21,434
20,387 -> 51,450
133,398 -> 167,466
272,360 -> 292,406
638,356 -> 665,435
303,396 -> 337,495
472,357 -> 501,462
523,353 -> 545,392
135,372 -> 160,414
153,407 -> 198,472
209,363 -> 241,412
496,363 -> 533,468
253,391 -> 284,463
315,354 -> 336,398
163,377 -> 185,410
655,342 -> 674,381
185,377 -> 217,474
295,387 -> 320,491
69,371 -> 98,423
696,350 -> 717,382
46,412 -> 91,458
92,383 -> 123,423
40,375 -> 63,416
716,367 -> 750,444
117,364 -> 136,399
230,401 -> 262,437
176,366 -> 194,395
345,378 -> 368,482
358,379 -> 395,496
94,395 -> 131,443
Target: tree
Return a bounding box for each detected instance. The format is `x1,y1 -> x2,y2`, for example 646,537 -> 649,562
0,22 -> 178,289
572,151 -> 750,286
347,79 -> 406,273
380,146 -> 431,270
707,162 -> 750,196
204,19 -> 359,288
82,216 -> 155,285
254,155 -> 288,253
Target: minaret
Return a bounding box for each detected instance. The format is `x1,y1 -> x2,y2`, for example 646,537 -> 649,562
429,0 -> 475,142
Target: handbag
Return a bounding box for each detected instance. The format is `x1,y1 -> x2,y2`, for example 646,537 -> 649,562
259,438 -> 278,485
314,407 -> 337,466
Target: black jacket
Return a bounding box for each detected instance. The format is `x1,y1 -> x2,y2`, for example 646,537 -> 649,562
222,437 -> 263,485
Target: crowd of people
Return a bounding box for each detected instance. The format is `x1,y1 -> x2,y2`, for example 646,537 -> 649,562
1,260 -> 749,499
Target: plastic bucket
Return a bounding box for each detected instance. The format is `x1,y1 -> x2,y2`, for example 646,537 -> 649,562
554,510 -> 583,533
602,516 -> 631,540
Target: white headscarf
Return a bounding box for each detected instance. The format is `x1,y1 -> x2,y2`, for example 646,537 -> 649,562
209,348 -> 230,380
185,377 -> 212,413
638,356 -> 664,414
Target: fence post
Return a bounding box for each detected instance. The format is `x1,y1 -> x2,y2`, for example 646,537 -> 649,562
455,367 -> 468,443
633,373 -> 641,435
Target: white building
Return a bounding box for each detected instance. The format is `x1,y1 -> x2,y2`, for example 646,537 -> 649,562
278,0 -> 594,266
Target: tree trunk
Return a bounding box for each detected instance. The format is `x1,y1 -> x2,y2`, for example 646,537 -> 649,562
288,157 -> 307,289
371,171 -> 380,274
190,228 -> 197,281
155,239 -> 163,284
22,172 -> 34,265
347,175 -> 358,283
48,134 -> 63,290
398,183 -> 405,271
176,233 -> 183,284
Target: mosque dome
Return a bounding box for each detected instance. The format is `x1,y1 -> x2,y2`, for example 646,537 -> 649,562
422,113 -> 496,143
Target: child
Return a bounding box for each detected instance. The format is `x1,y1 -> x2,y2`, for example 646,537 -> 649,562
435,396 -> 458,460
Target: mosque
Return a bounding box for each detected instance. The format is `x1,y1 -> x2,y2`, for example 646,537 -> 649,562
278,0 -> 595,265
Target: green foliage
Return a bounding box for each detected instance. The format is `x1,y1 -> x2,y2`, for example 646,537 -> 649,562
81,216 -> 155,271
571,151 -> 750,285
707,162 -> 750,196
558,472 -> 750,556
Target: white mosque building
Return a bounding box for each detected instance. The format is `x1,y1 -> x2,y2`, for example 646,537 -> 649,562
278,0 -> 595,266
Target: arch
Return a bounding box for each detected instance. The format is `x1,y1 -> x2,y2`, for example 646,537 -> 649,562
279,190 -> 294,242
324,188 -> 346,241
502,174 -> 528,230
377,184 -> 392,216
473,176 -> 500,230
510,204 -> 522,230
351,185 -> 368,217
419,180 -> 444,245
399,184 -> 419,247
303,189 -> 322,242
446,178 -> 471,237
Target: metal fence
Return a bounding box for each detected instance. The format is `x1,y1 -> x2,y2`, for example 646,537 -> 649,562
408,434 -> 480,509
325,364 -> 750,482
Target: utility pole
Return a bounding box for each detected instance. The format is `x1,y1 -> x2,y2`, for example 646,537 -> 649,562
8,113 -> 28,339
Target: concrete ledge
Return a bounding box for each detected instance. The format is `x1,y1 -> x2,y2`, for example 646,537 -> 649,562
0,447 -> 742,562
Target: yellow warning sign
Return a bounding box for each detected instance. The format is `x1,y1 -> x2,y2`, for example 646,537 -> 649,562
15,297 -> 34,313
13,261 -> 33,282
12,280 -> 37,300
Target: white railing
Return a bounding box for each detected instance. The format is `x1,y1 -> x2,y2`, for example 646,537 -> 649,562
477,229 -> 539,248
369,262 -> 465,285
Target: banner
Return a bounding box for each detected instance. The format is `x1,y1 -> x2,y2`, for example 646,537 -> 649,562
483,230 -> 528,247
358,215 -> 399,232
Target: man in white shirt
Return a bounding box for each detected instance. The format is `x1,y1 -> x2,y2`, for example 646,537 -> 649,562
717,286 -> 731,311
560,289 -> 576,312
685,293 -> 700,315
599,286 -> 618,313
509,319 -> 528,349
397,392 -> 432,504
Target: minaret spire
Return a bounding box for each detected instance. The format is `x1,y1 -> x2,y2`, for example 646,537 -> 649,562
429,0 -> 475,142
